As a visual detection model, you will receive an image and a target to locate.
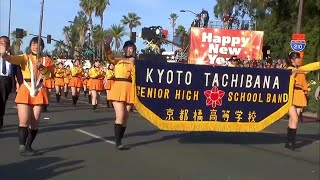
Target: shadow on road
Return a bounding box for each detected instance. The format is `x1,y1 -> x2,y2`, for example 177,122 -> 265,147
0,118 -> 113,140
0,157 -> 85,180
128,131 -> 319,149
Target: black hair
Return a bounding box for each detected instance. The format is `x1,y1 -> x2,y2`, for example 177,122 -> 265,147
286,51 -> 300,67
123,40 -> 136,51
0,36 -> 10,45
29,36 -> 45,50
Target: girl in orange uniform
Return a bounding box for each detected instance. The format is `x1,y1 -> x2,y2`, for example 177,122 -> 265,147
89,60 -> 104,110
104,40 -> 135,150
1,37 -> 54,156
63,65 -> 71,97
104,63 -> 115,108
82,68 -> 89,97
285,52 -> 320,150
42,55 -> 55,112
69,60 -> 83,106
54,62 -> 65,102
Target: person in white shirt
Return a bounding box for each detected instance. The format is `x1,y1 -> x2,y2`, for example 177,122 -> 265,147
0,36 -> 13,132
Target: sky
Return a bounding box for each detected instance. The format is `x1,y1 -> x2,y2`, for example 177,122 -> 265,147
0,0 -> 218,53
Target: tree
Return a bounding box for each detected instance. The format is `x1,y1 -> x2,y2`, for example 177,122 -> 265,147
94,0 -> 110,28
106,24 -> 127,52
169,13 -> 178,51
120,12 -> 141,39
80,0 -> 95,48
93,24 -> 108,59
11,30 -> 27,55
74,11 -> 89,49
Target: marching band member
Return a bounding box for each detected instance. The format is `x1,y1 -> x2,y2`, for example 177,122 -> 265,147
54,61 -> 65,102
104,63 -> 115,108
88,60 -> 104,110
42,55 -> 55,112
69,59 -> 83,106
63,65 -> 71,97
82,68 -> 90,97
104,40 -> 135,150
286,52 -> 320,150
1,37 -> 54,156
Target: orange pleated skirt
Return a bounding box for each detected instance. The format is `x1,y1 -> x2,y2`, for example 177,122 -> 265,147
43,78 -> 55,89
55,77 -> 64,86
15,82 -> 49,105
64,77 -> 70,84
89,79 -> 104,91
104,79 -> 115,90
83,79 -> 89,86
69,77 -> 83,88
292,89 -> 307,107
107,80 -> 134,104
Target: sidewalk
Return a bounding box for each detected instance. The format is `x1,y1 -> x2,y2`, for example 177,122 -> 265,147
302,111 -> 320,122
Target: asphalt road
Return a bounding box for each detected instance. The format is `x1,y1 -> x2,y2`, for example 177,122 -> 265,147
0,92 -> 319,180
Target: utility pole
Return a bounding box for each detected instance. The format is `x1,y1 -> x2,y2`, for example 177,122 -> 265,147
8,0 -> 12,38
296,0 -> 303,33
36,0 -> 45,80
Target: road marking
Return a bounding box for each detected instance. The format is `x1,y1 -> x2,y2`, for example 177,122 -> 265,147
263,130 -> 320,143
75,129 -> 115,145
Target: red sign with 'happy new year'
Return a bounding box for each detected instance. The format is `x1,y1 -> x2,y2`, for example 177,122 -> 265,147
188,27 -> 264,65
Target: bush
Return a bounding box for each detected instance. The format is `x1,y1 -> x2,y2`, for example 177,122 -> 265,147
305,84 -> 320,113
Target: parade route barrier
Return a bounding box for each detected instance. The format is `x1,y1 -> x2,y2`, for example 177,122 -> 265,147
134,60 -> 294,132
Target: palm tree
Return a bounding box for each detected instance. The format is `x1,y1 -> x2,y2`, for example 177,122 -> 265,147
80,0 -> 95,47
175,25 -> 187,35
11,30 -> 27,55
73,11 -> 89,49
62,26 -> 71,46
93,24 -> 108,59
94,0 -> 110,28
120,12 -> 141,39
105,24 -> 126,52
169,13 -> 178,51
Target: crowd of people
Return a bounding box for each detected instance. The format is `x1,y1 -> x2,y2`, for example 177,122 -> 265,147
228,58 -> 288,69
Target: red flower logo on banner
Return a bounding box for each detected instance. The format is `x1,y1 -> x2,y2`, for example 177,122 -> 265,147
204,86 -> 225,108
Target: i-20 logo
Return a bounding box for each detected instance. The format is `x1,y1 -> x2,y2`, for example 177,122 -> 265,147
290,40 -> 306,52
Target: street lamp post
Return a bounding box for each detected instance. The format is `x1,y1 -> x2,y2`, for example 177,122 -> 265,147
8,0 -> 12,38
180,9 -> 197,16
296,0 -> 304,33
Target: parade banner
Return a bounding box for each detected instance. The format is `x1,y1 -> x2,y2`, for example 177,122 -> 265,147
188,27 -> 264,65
134,60 -> 294,132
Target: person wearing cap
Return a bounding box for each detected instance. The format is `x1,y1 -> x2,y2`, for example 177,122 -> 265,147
104,40 -> 136,150
69,59 -> 83,106
285,52 -> 320,150
88,60 -> 104,110
1,37 -> 54,156
54,61 -> 65,102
